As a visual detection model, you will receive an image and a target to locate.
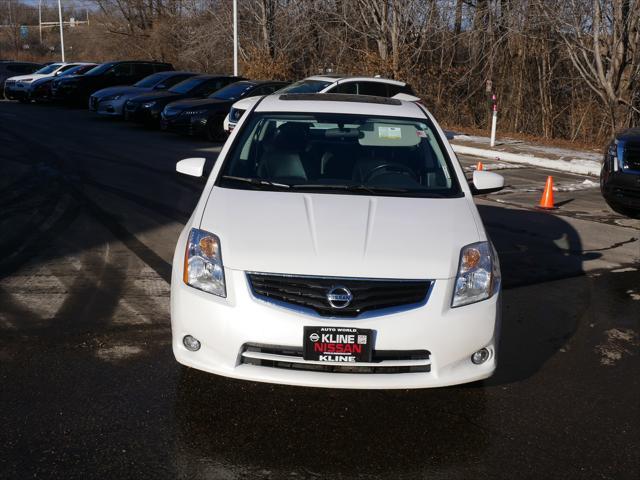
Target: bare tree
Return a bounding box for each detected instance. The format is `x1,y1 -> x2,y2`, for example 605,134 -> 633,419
545,0 -> 640,131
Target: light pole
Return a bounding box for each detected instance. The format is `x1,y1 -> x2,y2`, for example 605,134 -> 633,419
57,0 -> 65,61
38,0 -> 42,44
233,0 -> 238,76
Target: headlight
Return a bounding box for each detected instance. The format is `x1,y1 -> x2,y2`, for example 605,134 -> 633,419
142,101 -> 156,108
230,108 -> 244,121
21,78 -> 34,83
104,94 -> 122,101
451,241 -> 500,307
607,141 -> 619,172
183,228 -> 226,297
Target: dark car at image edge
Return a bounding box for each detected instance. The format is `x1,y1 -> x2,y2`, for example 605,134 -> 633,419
601,127 -> 640,218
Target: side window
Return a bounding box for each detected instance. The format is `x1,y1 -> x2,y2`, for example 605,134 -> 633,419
357,82 -> 388,97
388,83 -> 415,96
9,64 -> 34,73
133,63 -> 154,76
197,80 -> 221,96
333,82 -> 357,94
109,64 -> 133,76
153,64 -> 171,72
252,85 -> 279,96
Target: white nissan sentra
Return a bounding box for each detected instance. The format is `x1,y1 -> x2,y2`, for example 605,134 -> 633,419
171,93 -> 504,389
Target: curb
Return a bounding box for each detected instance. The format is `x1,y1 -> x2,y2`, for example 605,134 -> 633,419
451,143 -> 601,177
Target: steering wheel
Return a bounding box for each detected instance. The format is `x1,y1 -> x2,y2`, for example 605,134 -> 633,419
363,163 -> 418,183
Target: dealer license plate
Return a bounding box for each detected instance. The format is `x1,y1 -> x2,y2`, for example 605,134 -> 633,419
303,326 -> 373,363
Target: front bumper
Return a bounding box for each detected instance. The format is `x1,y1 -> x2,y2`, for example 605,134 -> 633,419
601,170 -> 640,210
171,237 -> 501,390
91,97 -> 127,116
125,103 -> 161,123
4,85 -> 28,100
51,84 -> 79,101
160,114 -> 205,135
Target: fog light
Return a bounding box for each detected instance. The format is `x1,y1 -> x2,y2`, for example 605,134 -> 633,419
471,348 -> 490,365
183,335 -> 201,352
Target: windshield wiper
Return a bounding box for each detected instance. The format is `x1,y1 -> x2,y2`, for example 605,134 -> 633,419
291,184 -> 410,194
221,175 -> 291,189
290,184 -> 451,197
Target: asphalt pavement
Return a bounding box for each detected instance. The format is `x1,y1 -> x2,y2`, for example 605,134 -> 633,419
0,101 -> 638,479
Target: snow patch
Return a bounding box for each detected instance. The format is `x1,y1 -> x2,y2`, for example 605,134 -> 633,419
627,289 -> 640,301
96,345 -> 143,362
594,328 -> 638,366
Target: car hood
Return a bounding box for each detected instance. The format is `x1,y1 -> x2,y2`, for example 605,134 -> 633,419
130,91 -> 184,104
31,77 -> 54,86
92,85 -> 150,99
230,95 -> 262,111
199,188 -> 481,279
8,73 -> 49,82
165,98 -> 231,111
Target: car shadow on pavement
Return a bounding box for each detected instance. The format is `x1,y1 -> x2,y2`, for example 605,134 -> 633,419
476,204 -> 599,385
174,369 -> 489,477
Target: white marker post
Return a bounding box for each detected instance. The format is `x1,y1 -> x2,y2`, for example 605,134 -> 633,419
233,0 -> 238,76
490,94 -> 497,148
57,0 -> 65,61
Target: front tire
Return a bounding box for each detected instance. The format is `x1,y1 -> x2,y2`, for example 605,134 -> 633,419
206,116 -> 225,142
605,199 -> 640,218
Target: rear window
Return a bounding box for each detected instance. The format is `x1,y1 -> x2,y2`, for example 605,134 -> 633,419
276,80 -> 332,94
217,113 -> 461,198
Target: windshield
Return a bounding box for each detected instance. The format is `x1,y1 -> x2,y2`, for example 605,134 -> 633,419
134,73 -> 166,88
59,65 -> 91,77
276,79 -> 332,94
34,64 -> 63,75
169,77 -> 205,94
210,82 -> 254,101
70,64 -> 96,75
83,62 -> 115,76
217,113 -> 461,198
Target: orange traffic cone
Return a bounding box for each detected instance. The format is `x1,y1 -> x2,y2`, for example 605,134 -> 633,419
476,161 -> 484,171
538,176 -> 556,209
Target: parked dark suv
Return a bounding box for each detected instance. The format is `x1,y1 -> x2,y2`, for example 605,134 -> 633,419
1,61 -> 42,97
601,128 -> 640,218
51,60 -> 173,104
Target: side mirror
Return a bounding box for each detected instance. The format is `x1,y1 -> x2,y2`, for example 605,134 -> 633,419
176,157 -> 206,177
471,170 -> 504,195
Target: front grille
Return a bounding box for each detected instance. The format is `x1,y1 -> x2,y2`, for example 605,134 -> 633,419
240,344 -> 431,374
624,144 -> 640,170
5,80 -> 15,87
612,186 -> 640,199
247,273 -> 431,317
89,96 -> 98,110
